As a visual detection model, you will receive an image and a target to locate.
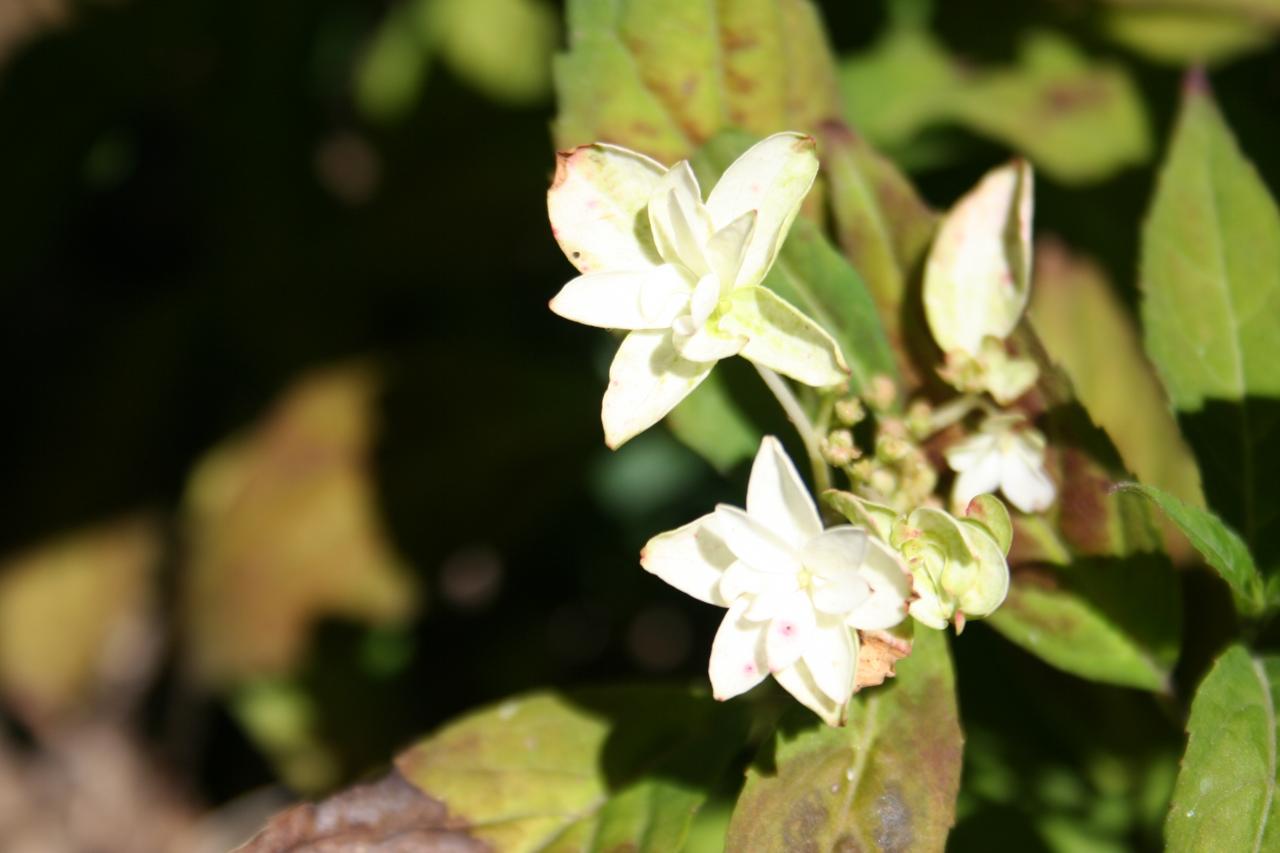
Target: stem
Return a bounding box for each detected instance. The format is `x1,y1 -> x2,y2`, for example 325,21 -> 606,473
755,364 -> 831,493
927,394 -> 983,435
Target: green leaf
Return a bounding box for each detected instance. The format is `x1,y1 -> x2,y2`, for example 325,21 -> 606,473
816,122 -> 936,369
666,374 -> 760,473
553,0 -> 842,162
395,687 -> 747,853
1166,645 -> 1280,851
432,0 -> 556,105
1029,241 -> 1203,512
840,28 -> 1150,183
1139,76 -> 1280,570
354,0 -> 434,122
725,629 -> 962,851
986,555 -> 1181,693
1116,482 -> 1266,618
1095,6 -> 1274,66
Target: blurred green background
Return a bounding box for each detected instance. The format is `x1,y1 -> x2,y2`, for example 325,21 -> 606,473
0,0 -> 1277,849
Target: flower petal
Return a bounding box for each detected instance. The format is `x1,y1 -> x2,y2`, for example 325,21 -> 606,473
705,132 -> 819,289
649,161 -> 710,275
673,326 -> 747,361
800,525 -> 868,579
944,432 -> 998,472
811,570 -> 870,616
746,435 -> 823,549
713,504 -> 801,575
602,330 -> 715,449
741,572 -> 803,621
721,286 -> 849,387
689,273 -> 722,327
802,615 -> 857,704
550,267 -> 691,329
549,143 -> 666,274
720,560 -> 765,602
773,657 -> 849,727
923,159 -> 1033,355
708,599 -> 769,701
951,447 -> 1003,510
1001,435 -> 1055,513
846,539 -> 911,630
765,591 -> 816,672
705,210 -> 757,287
640,513 -> 734,606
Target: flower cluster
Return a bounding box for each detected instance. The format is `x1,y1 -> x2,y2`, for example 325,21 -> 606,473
546,134 -> 1036,725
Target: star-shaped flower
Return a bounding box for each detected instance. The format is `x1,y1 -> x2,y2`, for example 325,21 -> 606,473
945,414 -> 1055,513
640,436 -> 910,725
548,133 -> 848,448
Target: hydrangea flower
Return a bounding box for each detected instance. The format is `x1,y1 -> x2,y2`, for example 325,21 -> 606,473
640,436 -> 910,725
548,133 -> 848,448
946,414 -> 1055,513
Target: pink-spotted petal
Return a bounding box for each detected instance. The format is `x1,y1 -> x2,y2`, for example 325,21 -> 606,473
549,143 -> 665,275
708,599 -> 769,701
765,591 -> 817,672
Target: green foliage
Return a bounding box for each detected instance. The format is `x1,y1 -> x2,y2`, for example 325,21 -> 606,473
1166,645 -> 1280,851
1140,78 -> 1280,571
1028,243 -> 1202,512
987,557 -> 1180,692
841,27 -> 1150,182
725,630 -> 961,851
1119,483 -> 1267,619
395,687 -> 748,852
1099,1 -> 1280,65
356,0 -> 556,121
554,0 -> 841,161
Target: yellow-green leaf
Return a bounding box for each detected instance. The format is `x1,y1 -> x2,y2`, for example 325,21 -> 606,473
554,0 -> 841,163
1139,76 -> 1280,569
396,687 -> 747,853
1166,645 -> 1280,851
725,629 -> 961,851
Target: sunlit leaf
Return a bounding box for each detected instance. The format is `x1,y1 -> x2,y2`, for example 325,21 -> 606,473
990,452 -> 1181,691
841,29 -> 1150,183
1117,483 -> 1266,619
1166,645 -> 1280,851
433,0 -> 556,105
1139,76 -> 1280,570
354,0 -> 434,122
817,122 -> 936,368
182,364 -> 417,684
987,557 -> 1180,693
1100,2 -> 1279,66
554,0 -> 842,162
1029,240 -> 1203,512
395,687 -> 748,852
666,373 -> 760,473
0,517 -> 159,722
725,629 -> 961,851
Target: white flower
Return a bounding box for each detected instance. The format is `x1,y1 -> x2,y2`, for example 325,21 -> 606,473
548,133 -> 847,448
924,160 -> 1039,404
946,414 -> 1055,513
640,436 -> 910,726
